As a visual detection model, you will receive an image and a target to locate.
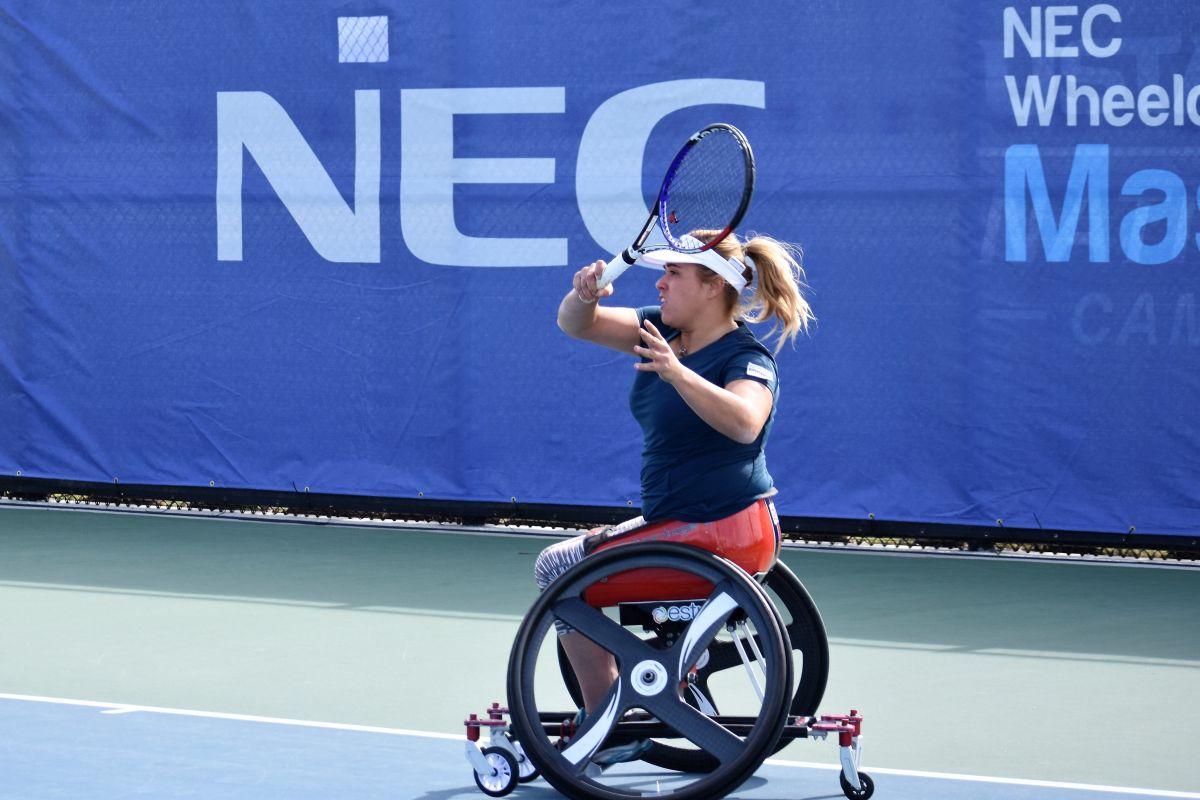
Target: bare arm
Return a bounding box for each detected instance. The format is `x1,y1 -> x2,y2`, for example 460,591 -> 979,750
633,320 -> 773,445
557,260 -> 643,355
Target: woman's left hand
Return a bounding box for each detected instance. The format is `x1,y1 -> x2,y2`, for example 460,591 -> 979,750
633,320 -> 685,384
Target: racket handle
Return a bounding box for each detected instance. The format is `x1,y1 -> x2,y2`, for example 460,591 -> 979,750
596,249 -> 636,290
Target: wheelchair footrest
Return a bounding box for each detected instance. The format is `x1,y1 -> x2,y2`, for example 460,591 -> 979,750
465,703 -> 871,799
464,703 -> 539,797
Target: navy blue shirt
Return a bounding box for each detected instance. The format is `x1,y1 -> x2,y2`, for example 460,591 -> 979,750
631,307 -> 779,523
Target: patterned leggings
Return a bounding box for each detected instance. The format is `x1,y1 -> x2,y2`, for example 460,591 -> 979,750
533,533 -> 590,593
533,516 -> 648,635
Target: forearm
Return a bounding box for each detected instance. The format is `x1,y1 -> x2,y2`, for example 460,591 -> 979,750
557,290 -> 598,338
670,370 -> 764,445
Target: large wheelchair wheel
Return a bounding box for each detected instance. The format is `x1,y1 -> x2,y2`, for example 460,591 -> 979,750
559,557 -> 829,774
507,542 -> 792,800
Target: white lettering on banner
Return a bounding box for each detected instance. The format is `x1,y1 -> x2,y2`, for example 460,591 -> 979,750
1137,84 -> 1170,126
1081,4 -> 1122,58
1003,6 -> 1200,128
1007,73 -> 1200,128
1003,6 -> 1041,58
1044,6 -> 1079,58
1102,84 -> 1135,126
1004,5 -> 1122,59
216,81 -> 763,266
217,90 -> 381,262
576,79 -> 766,258
1005,75 -> 1061,126
399,87 -> 566,267
1066,75 -> 1099,127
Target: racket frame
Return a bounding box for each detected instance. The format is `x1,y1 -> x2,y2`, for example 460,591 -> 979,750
596,123 -> 755,290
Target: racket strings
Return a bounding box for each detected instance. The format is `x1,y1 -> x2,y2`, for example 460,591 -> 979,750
661,131 -> 751,250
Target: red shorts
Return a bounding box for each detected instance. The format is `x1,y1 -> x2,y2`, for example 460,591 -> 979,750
582,498 -> 781,607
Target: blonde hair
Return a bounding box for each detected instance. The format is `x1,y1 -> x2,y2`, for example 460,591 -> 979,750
692,230 -> 816,353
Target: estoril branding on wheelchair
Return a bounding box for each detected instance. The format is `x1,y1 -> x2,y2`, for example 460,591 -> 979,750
463,540 -> 873,799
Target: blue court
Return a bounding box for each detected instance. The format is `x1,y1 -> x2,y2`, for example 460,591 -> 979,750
5,694 -> 1196,800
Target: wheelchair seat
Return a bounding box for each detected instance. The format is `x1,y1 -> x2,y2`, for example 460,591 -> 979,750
582,497 -> 782,607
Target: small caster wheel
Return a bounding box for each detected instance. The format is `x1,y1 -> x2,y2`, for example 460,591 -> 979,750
840,770 -> 874,799
510,738 -> 540,783
473,746 -> 519,797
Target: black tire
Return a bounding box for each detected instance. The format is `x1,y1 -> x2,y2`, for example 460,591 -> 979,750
473,746 -> 519,797
764,559 -> 830,717
840,771 -> 874,799
508,542 -> 790,800
560,559 -> 829,774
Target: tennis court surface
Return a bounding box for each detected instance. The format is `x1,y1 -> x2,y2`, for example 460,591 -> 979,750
1,505 -> 1196,800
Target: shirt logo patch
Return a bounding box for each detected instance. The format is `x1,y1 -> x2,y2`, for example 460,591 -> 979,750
746,362 -> 773,381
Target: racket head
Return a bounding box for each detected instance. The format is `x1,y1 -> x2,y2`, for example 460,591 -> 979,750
656,123 -> 755,254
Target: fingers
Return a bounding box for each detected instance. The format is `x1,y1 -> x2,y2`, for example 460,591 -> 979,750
633,321 -> 675,373
591,261 -> 614,298
573,261 -> 597,303
583,261 -> 602,294
573,260 -> 612,303
639,322 -> 668,350
636,328 -> 670,353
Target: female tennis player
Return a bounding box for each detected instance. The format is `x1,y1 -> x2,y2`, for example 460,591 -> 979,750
534,230 -> 814,764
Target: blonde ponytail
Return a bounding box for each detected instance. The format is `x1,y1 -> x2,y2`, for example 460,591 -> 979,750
740,234 -> 815,351
695,231 -> 815,353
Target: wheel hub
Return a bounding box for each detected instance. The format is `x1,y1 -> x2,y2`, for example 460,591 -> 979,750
631,659 -> 668,696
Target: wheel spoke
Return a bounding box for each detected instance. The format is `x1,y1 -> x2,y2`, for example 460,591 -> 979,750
702,638 -> 759,674
672,582 -> 740,680
685,676 -> 718,716
559,678 -> 626,772
551,597 -> 659,666
642,691 -> 745,764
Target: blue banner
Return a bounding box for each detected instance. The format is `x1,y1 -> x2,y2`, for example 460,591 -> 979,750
1,1 -> 1197,535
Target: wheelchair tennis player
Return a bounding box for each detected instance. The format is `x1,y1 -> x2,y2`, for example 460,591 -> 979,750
463,229 -> 870,800
538,230 -> 815,766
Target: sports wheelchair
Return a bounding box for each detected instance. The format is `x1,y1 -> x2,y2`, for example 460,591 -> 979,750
464,535 -> 872,800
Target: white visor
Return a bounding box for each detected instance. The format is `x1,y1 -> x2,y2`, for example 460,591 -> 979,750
634,231 -> 752,292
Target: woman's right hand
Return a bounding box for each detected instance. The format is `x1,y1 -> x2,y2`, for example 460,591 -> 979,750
572,260 -> 615,304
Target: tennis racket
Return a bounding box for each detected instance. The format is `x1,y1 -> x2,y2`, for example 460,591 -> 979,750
596,123 -> 755,289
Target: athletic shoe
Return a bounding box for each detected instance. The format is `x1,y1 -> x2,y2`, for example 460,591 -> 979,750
591,738 -> 653,766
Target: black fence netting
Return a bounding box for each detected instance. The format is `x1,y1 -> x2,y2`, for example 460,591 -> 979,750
2,476 -> 1196,563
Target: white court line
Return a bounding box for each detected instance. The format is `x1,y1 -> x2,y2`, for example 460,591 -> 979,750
0,692 -> 460,741
763,758 -> 1200,799
2,692 -> 1196,798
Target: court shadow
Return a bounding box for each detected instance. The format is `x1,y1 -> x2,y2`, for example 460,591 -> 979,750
780,549 -> 1200,663
412,783 -> 561,800
408,774 -> 777,800
0,506 -> 1196,663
